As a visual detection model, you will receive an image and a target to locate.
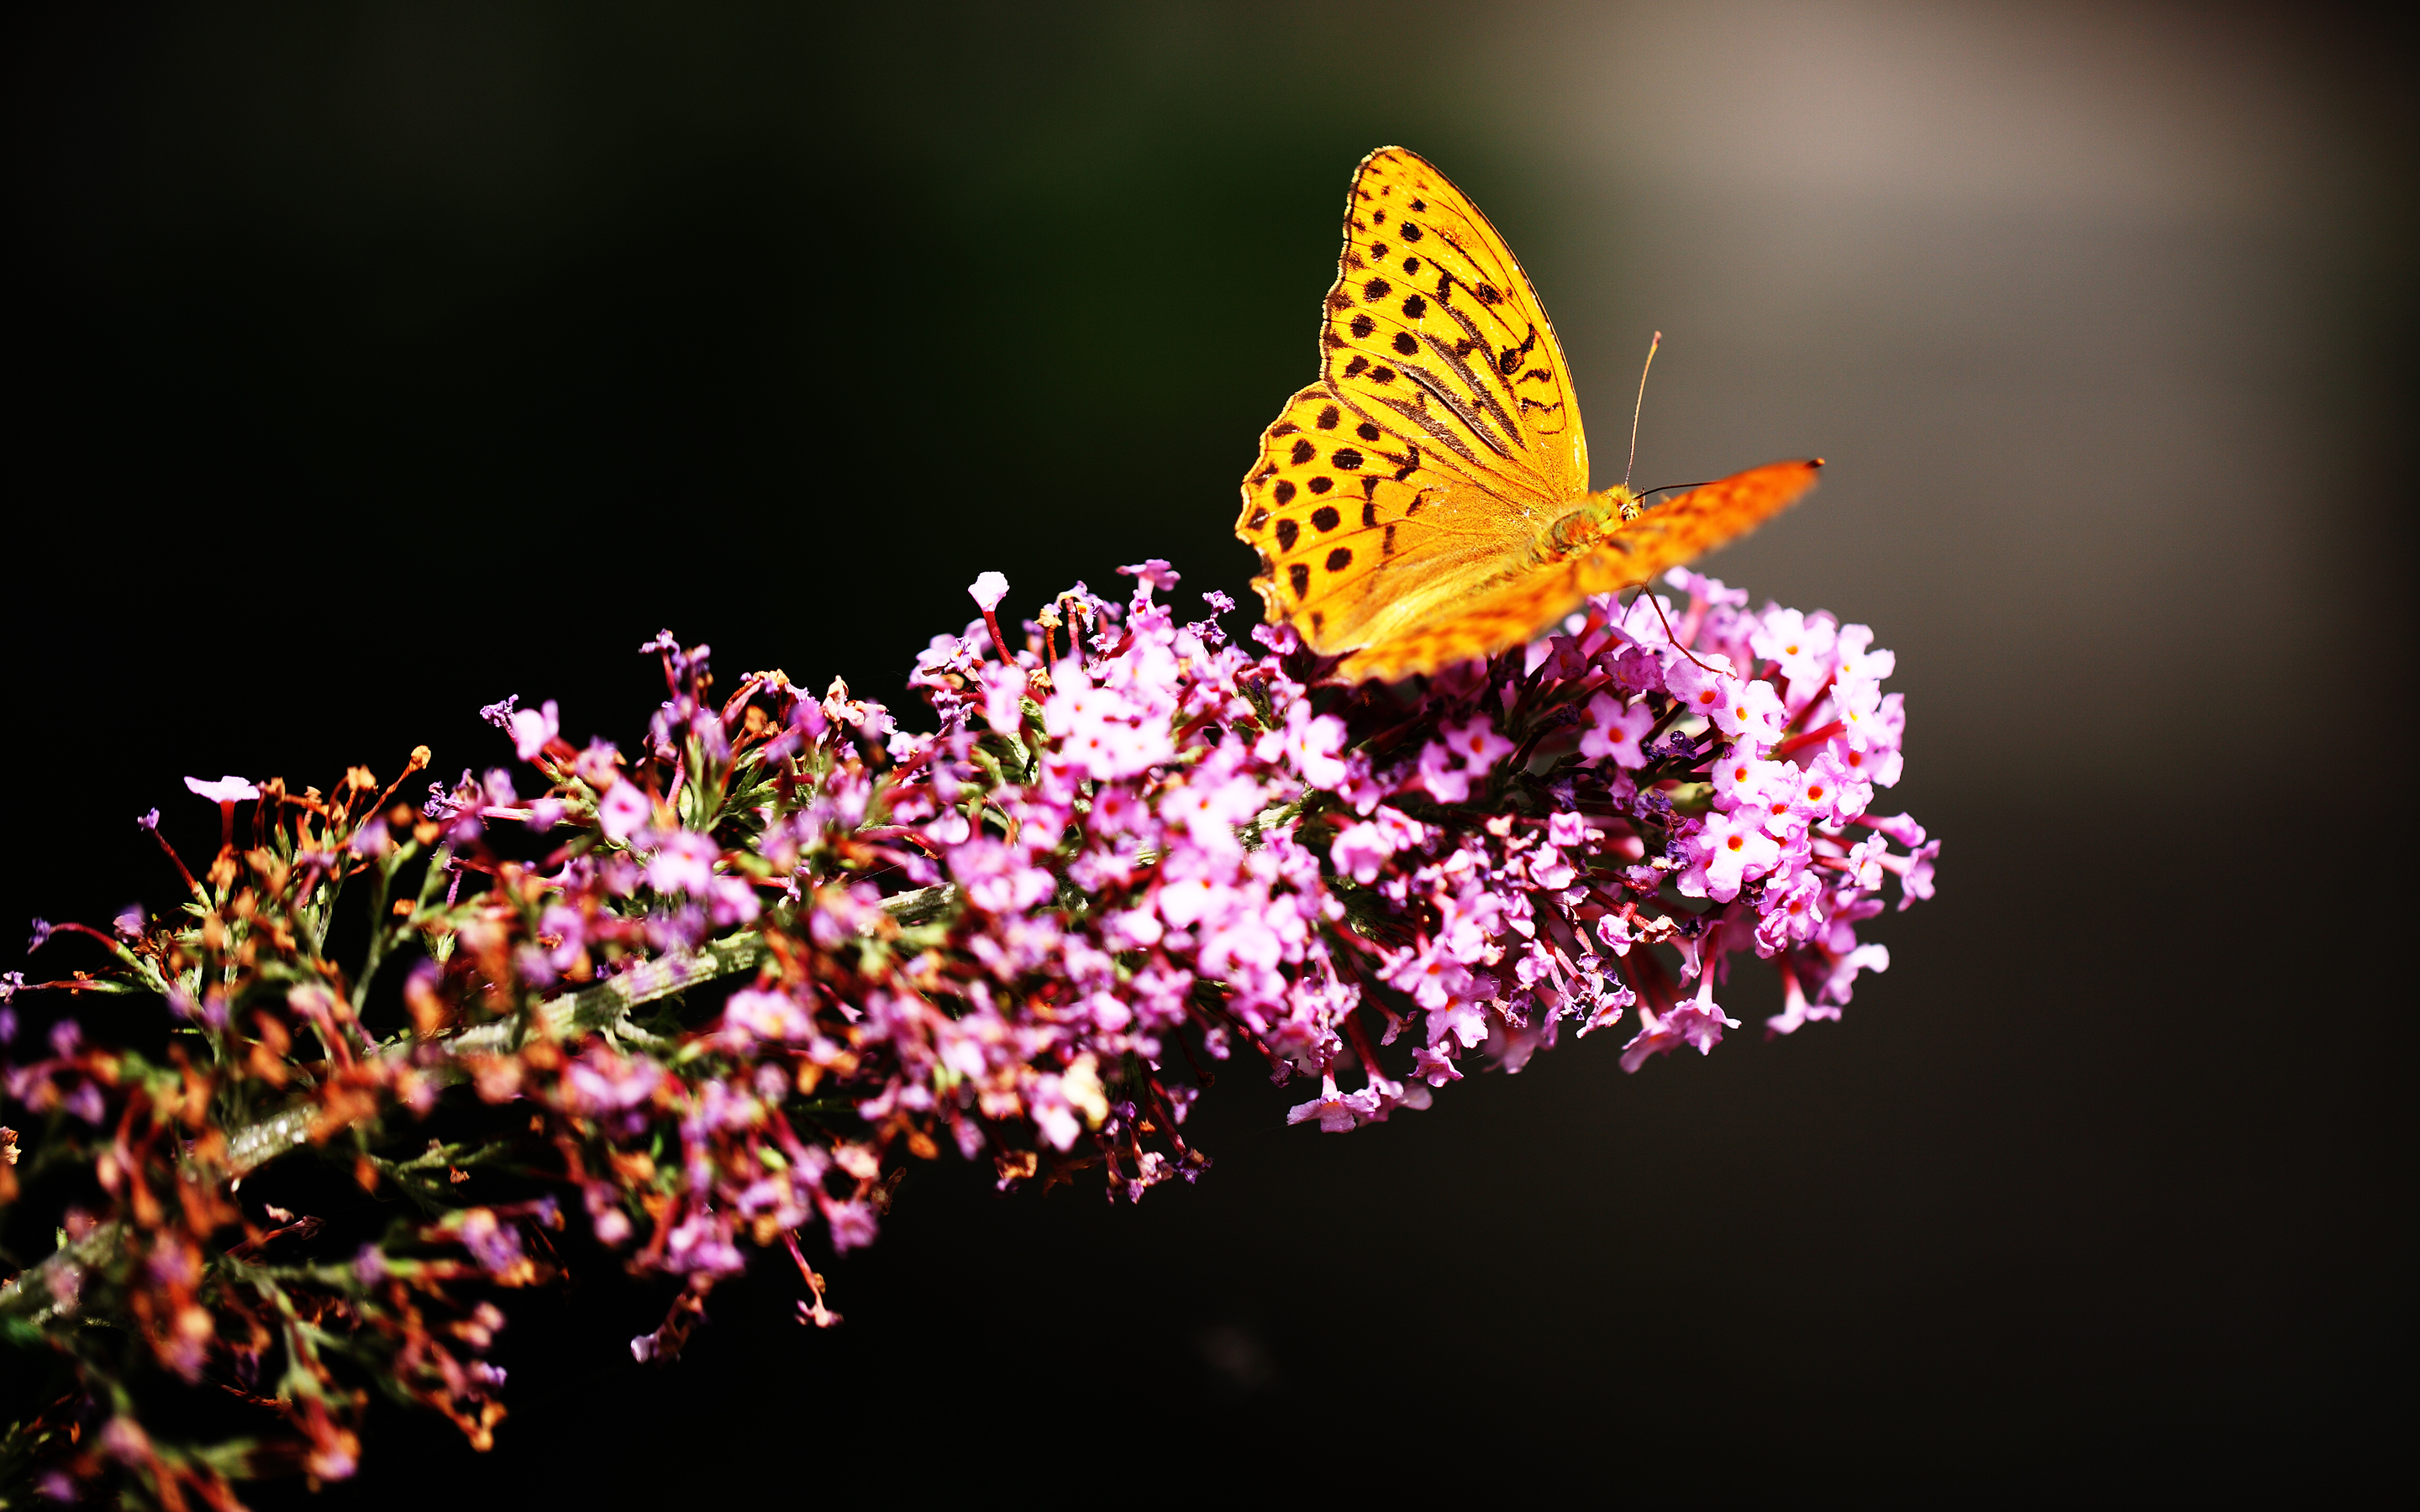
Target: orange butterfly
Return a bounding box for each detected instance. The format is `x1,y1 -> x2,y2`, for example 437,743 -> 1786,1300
1237,146 -> 1822,683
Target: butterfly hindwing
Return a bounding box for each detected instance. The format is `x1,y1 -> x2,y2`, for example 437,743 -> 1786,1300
1581,460 -> 1825,595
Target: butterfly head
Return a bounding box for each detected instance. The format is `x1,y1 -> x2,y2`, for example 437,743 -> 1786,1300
1545,486 -> 1641,558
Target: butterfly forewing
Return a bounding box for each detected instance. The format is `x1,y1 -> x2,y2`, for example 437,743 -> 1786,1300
1238,147 -> 1593,664
1328,148 -> 1588,491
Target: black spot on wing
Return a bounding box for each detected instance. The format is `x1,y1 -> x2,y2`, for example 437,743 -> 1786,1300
1383,522 -> 1398,555
1349,314 -> 1376,339
1311,505 -> 1340,533
1344,355 -> 1370,377
1274,480 -> 1297,505
1289,563 -> 1311,597
1356,422 -> 1381,441
1307,476 -> 1333,494
1276,518 -> 1299,549
1316,405 -> 1340,430
1362,278 -> 1392,302
1361,499 -> 1377,527
1332,448 -> 1364,470
1326,548 -> 1354,572
1392,332 -> 1418,355
1290,438 -> 1315,465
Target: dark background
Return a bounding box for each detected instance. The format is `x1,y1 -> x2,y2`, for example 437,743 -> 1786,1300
5,1 -> 2412,1497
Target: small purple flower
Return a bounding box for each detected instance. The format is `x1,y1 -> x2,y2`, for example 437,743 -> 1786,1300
598,780 -> 651,843
457,1209 -> 523,1275
509,699 -> 560,761
65,1082 -> 106,1125
1118,559 -> 1181,593
644,830 -> 721,895
25,919 -> 50,953
967,571 -> 1010,612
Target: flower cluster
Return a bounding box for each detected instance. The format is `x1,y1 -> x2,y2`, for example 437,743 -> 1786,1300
0,560 -> 1933,1506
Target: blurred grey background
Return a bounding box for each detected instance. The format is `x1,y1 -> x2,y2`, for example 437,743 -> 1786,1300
5,1 -> 2410,1498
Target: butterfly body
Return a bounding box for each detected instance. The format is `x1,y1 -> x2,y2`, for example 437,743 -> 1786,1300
1238,147 -> 1822,683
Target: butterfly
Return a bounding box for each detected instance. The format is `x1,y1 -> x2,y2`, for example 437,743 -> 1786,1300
1236,146 -> 1822,683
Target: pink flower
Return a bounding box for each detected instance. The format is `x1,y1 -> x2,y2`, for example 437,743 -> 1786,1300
556,1049 -> 663,1122
1119,559 -> 1181,594
1751,607 -> 1838,704
183,774 -> 259,804
722,987 -> 813,1046
1439,713 -> 1515,773
1329,806 -> 1423,884
1754,873 -> 1828,953
1660,654 -> 1736,722
967,571 -> 1011,612
1862,811 -> 1927,848
1881,839 -> 1942,910
509,700 -> 560,761
1415,738 -> 1475,803
1257,701 -> 1349,789
1765,962 -> 1841,1037
1158,762 -> 1267,855
1618,980 -> 1740,1074
1580,692 -> 1655,766
1790,749 -> 1863,826
981,663 -> 1028,737
598,780 -> 652,842
1713,746 -> 1787,806
949,837 -> 1056,915
1285,1075 -> 1358,1133
644,830 -> 721,895
1697,806 -> 1781,901
1709,677 -> 1787,748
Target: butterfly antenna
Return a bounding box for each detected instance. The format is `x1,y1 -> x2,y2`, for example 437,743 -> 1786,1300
1623,331 -> 1661,492
1633,582 -> 1723,675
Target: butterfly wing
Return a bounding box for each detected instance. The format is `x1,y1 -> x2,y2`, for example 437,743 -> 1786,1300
1579,459 -> 1824,594
1237,147 -> 1593,671
1336,459 -> 1824,680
